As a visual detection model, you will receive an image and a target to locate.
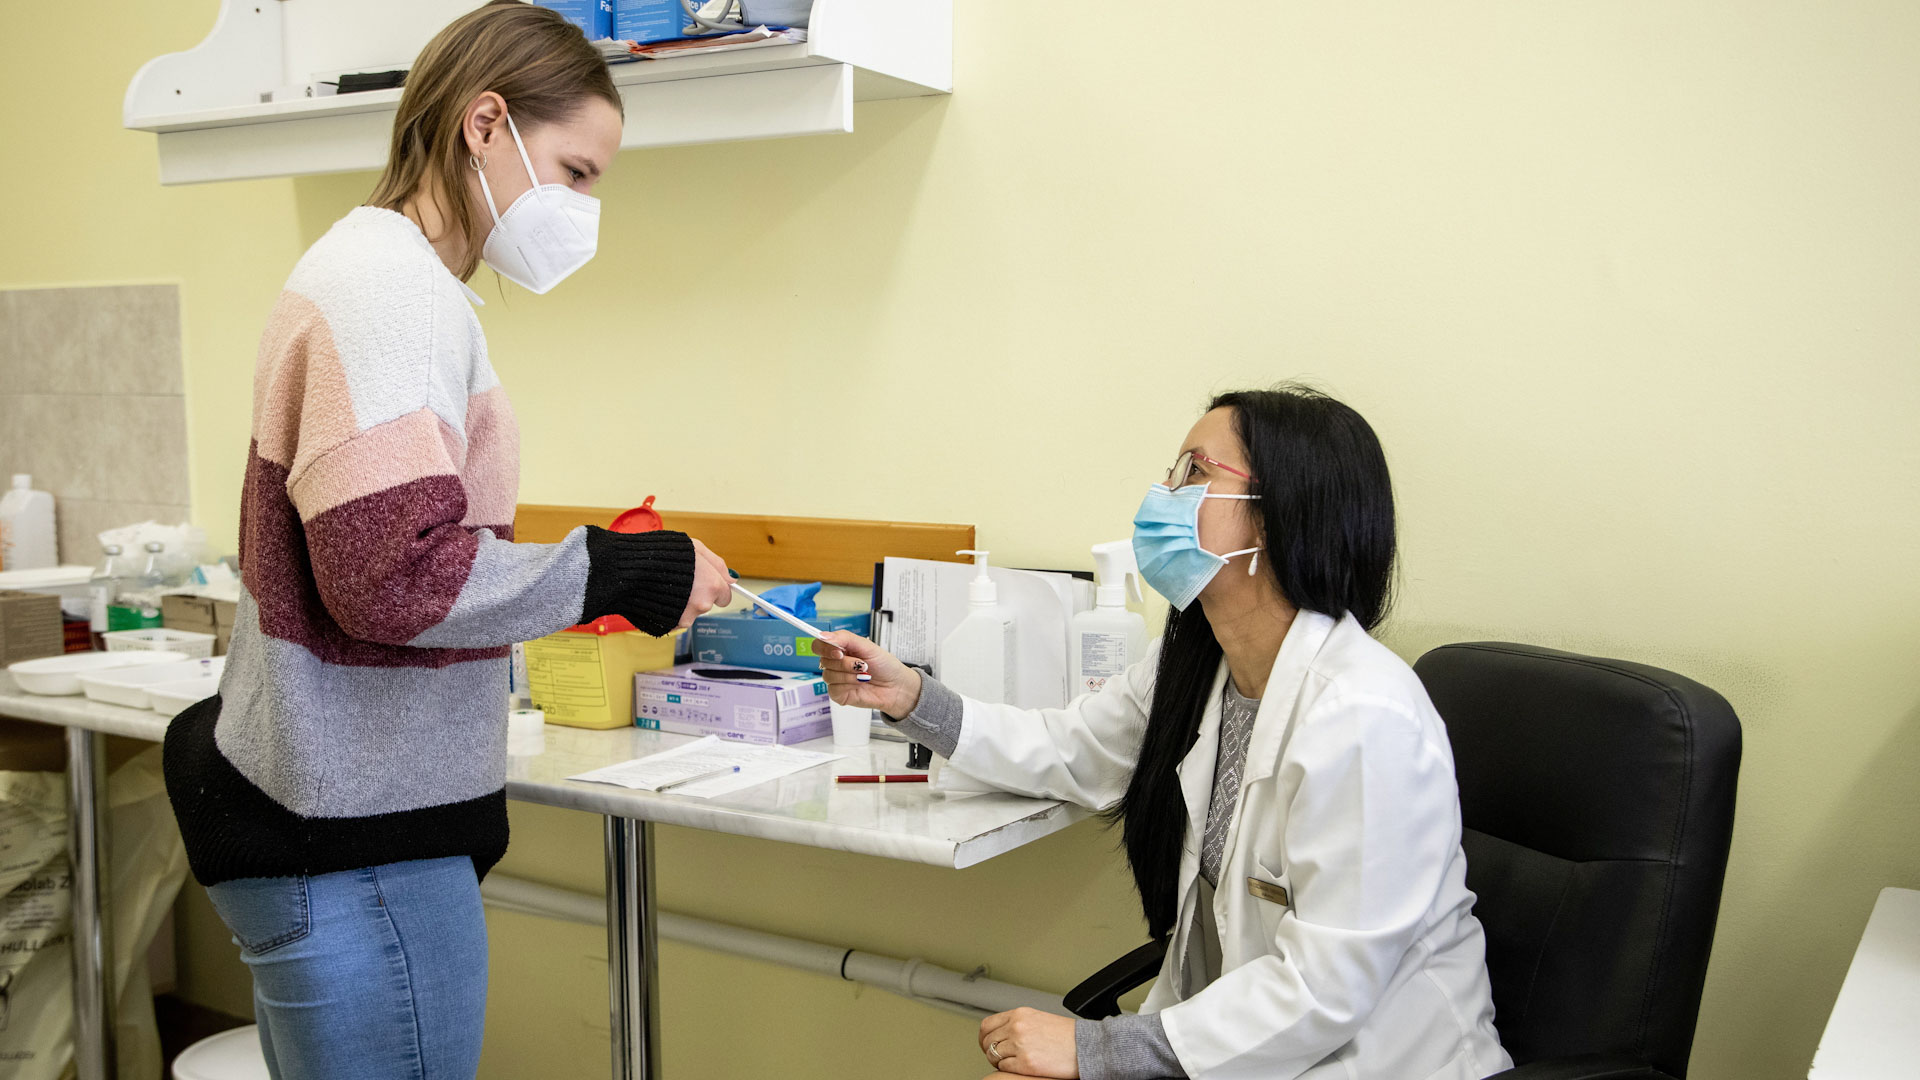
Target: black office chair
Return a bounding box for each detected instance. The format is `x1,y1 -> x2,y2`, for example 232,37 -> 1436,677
1065,642 -> 1741,1080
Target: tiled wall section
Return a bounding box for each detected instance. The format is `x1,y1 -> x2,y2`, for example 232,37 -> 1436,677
0,285 -> 189,565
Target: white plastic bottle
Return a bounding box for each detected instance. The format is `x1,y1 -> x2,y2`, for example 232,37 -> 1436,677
0,475 -> 57,571
1071,540 -> 1149,696
937,549 -> 1018,704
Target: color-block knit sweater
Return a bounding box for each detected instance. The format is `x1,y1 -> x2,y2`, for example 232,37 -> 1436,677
164,206 -> 694,886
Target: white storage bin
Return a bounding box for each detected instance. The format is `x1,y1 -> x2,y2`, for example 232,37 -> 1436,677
103,628 -> 216,659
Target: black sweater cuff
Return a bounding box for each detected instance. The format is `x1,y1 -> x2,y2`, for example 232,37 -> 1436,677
579,527 -> 697,637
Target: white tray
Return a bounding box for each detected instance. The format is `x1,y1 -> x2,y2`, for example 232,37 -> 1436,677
103,627 -> 217,659
146,676 -> 220,718
80,656 -> 225,709
7,650 -> 192,696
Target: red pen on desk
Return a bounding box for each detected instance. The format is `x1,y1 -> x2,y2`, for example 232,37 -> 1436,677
835,774 -> 930,784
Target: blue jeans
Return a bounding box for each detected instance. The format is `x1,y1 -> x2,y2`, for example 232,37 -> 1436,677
205,857 -> 488,1080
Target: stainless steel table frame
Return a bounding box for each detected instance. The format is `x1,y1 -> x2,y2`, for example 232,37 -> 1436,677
67,727 -> 116,1080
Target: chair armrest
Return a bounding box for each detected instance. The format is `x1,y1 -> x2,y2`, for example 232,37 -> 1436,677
1487,1056 -> 1675,1080
1063,937 -> 1169,1020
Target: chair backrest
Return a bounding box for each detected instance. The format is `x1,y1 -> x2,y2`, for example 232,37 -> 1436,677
1414,642 -> 1741,1077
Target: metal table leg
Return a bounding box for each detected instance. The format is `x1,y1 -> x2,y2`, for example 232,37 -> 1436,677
604,817 -> 659,1080
66,728 -> 116,1080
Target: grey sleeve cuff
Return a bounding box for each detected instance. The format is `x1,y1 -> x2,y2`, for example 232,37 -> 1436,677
885,674 -> 963,758
1076,1012 -> 1186,1080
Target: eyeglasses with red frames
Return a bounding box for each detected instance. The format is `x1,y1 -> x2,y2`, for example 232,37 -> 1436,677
1166,450 -> 1255,490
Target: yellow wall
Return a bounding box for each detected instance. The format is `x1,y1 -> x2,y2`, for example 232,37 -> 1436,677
5,2 -> 1919,1077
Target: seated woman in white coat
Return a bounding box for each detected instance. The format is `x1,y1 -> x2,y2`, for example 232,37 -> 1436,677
816,387 -> 1512,1080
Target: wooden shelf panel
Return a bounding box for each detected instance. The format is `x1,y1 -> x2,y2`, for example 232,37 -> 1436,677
515,504 -> 973,585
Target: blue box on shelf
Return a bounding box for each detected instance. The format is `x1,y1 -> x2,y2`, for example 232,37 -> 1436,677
691,610 -> 871,673
611,0 -> 695,44
539,0 -> 613,39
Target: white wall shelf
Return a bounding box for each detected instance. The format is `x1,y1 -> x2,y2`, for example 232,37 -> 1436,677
124,0 -> 950,185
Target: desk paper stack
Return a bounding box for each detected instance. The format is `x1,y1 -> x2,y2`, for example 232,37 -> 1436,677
568,736 -> 840,799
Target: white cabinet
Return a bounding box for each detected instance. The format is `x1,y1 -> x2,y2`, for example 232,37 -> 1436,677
123,0 -> 950,185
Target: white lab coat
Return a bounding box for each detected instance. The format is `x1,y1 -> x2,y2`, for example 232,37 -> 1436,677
945,610 -> 1512,1080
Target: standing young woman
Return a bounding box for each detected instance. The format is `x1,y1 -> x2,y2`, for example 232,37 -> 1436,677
162,4 -> 732,1076
818,388 -> 1511,1080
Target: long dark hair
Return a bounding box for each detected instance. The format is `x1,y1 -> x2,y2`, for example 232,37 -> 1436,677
1108,385 -> 1398,938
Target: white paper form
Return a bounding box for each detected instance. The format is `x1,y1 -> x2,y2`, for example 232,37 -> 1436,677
879,558 -> 1083,710
568,736 -> 842,799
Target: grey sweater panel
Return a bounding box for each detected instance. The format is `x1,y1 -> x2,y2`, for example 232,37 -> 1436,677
406,526 -> 591,648
216,591 -> 511,818
1077,1013 -> 1184,1080
890,672 -> 964,757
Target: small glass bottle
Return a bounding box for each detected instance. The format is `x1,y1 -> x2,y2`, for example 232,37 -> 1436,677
88,544 -> 130,650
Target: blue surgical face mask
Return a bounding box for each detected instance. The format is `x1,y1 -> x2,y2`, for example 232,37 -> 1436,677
1131,483 -> 1262,611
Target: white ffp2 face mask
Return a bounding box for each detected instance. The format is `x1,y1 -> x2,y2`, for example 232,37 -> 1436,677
472,114 -> 600,294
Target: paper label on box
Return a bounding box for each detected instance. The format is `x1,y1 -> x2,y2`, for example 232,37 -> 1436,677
639,689 -> 713,708
525,634 -> 607,724
732,705 -> 773,732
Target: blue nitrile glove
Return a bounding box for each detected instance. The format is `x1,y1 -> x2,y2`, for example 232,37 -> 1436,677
750,582 -> 821,621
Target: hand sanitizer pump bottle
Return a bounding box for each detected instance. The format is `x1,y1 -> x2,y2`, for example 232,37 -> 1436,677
1070,540 -> 1148,696
937,550 -> 1018,704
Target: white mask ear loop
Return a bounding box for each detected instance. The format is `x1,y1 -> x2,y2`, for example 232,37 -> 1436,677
471,152 -> 503,230
504,113 -> 540,189
471,112 -> 540,231
1219,547 -> 1262,575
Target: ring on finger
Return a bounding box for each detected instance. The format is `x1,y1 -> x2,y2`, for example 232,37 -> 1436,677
987,1041 -> 1003,1063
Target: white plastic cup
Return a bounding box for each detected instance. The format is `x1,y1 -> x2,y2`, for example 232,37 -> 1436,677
830,702 -> 872,747
508,708 -> 546,757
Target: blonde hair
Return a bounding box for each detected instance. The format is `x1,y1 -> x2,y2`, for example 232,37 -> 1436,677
368,0 -> 622,280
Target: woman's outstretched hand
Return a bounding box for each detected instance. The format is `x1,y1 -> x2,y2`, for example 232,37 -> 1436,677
676,538 -> 733,630
812,632 -> 921,719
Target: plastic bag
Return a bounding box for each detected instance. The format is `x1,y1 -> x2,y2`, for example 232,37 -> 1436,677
0,745 -> 187,1079
93,522 -> 209,585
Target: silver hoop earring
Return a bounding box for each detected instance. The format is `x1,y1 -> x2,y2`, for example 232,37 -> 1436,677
468,153 -> 487,172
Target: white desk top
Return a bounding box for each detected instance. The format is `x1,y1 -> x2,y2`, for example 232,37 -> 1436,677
1809,887 -> 1920,1079
0,674 -> 1085,869
0,673 -> 173,741
507,724 -> 1084,868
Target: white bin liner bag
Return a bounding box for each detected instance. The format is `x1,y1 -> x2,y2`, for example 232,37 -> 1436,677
0,745 -> 188,1079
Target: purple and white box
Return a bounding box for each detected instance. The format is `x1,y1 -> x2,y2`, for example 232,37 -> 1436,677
633,664 -> 833,745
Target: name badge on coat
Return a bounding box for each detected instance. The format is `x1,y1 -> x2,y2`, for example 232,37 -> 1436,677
1247,876 -> 1291,909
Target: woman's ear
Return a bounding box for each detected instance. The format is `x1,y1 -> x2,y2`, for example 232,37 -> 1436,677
462,91 -> 509,161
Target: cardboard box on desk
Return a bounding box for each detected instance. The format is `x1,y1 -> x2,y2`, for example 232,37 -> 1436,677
633,664 -> 832,745
690,610 -> 870,673
526,625 -> 677,730
161,594 -> 237,656
0,591 -> 64,666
